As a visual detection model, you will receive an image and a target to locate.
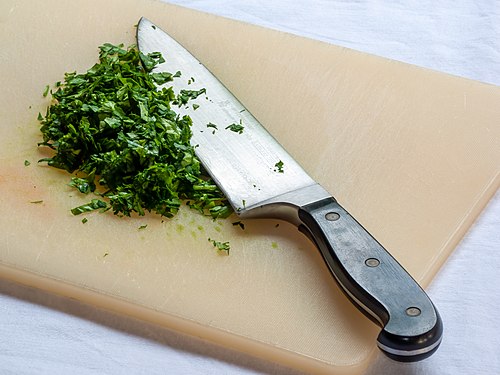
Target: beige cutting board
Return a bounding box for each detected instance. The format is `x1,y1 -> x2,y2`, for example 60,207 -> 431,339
1,0 -> 499,374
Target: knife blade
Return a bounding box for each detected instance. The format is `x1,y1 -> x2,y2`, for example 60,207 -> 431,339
137,17 -> 442,361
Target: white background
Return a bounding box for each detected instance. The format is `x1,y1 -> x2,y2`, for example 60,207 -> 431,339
1,1 -> 499,374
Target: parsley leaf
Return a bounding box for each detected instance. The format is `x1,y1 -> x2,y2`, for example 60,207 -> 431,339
274,160 -> 284,173
225,122 -> 244,134
208,238 -> 230,255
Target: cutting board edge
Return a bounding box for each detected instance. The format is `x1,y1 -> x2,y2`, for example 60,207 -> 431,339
419,173 -> 500,288
0,263 -> 376,375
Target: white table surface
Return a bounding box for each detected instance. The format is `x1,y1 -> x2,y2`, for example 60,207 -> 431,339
1,1 -> 499,374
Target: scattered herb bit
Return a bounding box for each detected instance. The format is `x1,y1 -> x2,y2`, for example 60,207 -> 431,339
225,122 -> 244,134
271,241 -> 278,249
175,88 -> 206,106
151,25 -> 156,30
42,85 -> 50,97
150,71 -> 175,85
173,70 -> 182,78
37,43 -> 231,220
232,221 -> 245,230
239,109 -> 246,113
192,103 -> 199,110
206,122 -> 218,134
187,76 -> 195,85
24,160 -> 31,166
30,200 -> 43,204
208,205 -> 232,220
68,175 -> 95,194
82,217 -> 88,224
274,160 -> 284,173
103,252 -> 109,258
70,199 -> 108,215
138,224 -> 148,230
208,238 -> 230,255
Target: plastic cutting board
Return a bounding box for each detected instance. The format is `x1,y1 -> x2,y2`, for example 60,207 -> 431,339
0,0 -> 499,374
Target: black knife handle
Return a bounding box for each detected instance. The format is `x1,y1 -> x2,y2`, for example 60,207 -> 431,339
298,197 -> 442,362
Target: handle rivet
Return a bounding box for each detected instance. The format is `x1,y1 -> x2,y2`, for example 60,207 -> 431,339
406,307 -> 421,317
365,258 -> 380,267
325,212 -> 340,221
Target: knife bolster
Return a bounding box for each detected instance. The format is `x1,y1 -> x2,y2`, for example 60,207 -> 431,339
238,183 -> 331,225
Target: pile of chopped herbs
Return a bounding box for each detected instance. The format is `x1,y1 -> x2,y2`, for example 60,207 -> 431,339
37,43 -> 231,219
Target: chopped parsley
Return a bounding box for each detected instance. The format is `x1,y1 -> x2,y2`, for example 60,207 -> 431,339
175,88 -> 206,107
42,85 -> 50,98
70,199 -> 107,215
274,160 -> 284,173
37,43 -> 231,220
225,121 -> 244,134
206,122 -> 218,134
208,237 -> 230,255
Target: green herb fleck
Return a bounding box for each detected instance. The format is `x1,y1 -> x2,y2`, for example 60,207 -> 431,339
30,200 -> 43,204
82,217 -> 88,224
42,85 -> 50,97
208,238 -> 230,255
206,122 -> 218,134
274,160 -> 284,173
68,175 -> 95,194
37,43 -> 231,220
24,160 -> 31,166
192,103 -> 199,110
225,120 -> 244,134
271,241 -> 278,249
138,224 -> 147,230
151,25 -> 156,30
70,199 -> 108,215
175,88 -> 206,107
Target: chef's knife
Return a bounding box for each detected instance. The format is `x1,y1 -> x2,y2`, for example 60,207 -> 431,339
137,17 -> 442,362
